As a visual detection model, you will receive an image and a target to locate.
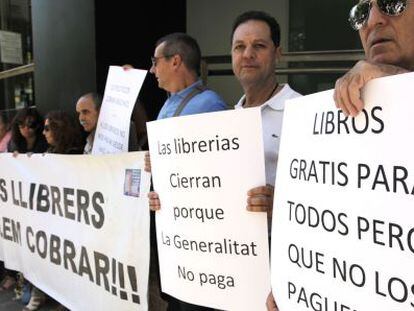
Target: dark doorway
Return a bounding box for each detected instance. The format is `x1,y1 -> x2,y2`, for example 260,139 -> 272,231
94,1 -> 186,120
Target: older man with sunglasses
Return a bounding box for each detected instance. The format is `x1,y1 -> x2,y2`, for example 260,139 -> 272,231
267,1 -> 414,310
334,0 -> 414,115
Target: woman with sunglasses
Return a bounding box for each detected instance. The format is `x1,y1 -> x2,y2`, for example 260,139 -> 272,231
43,110 -> 83,155
17,111 -> 83,311
1,108 -> 47,308
7,108 -> 49,311
23,111 -> 83,311
8,108 -> 48,154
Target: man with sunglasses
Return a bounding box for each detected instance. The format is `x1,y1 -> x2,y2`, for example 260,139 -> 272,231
334,0 -> 414,116
267,1 -> 414,310
146,33 -> 227,311
150,32 -> 227,119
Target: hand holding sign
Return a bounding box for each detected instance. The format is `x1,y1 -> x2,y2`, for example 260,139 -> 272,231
147,108 -> 270,310
247,184 -> 274,220
272,72 -> 414,311
148,191 -> 161,211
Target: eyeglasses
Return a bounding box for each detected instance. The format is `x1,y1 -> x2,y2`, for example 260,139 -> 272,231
18,120 -> 37,129
349,0 -> 407,30
150,54 -> 174,67
44,124 -> 50,132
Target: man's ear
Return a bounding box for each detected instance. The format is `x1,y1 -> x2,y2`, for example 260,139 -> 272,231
172,54 -> 182,68
275,46 -> 282,64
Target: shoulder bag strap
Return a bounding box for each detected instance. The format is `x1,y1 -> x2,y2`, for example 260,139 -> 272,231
173,84 -> 208,117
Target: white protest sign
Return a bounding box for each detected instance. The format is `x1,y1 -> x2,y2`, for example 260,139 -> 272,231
0,152 -> 150,310
92,66 -> 147,154
147,109 -> 270,310
271,72 -> 414,311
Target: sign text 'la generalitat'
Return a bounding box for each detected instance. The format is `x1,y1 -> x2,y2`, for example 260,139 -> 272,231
147,108 -> 270,311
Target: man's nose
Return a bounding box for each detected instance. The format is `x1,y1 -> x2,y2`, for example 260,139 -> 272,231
242,45 -> 255,59
366,1 -> 388,29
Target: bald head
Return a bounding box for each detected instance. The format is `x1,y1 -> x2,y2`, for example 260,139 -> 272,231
76,93 -> 101,133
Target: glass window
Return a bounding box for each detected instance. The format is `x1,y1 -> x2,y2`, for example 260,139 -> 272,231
0,0 -> 34,112
288,0 -> 363,95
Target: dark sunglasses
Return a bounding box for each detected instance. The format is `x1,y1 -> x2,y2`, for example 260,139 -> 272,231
349,0 -> 407,30
18,120 -> 37,129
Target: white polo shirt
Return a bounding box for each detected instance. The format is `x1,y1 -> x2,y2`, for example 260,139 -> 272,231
235,84 -> 302,186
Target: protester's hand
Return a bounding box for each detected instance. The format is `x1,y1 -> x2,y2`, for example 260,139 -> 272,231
12,151 -> 33,158
266,291 -> 279,311
334,60 -> 408,117
144,151 -> 151,173
148,191 -> 161,211
247,185 -> 274,218
122,64 -> 134,70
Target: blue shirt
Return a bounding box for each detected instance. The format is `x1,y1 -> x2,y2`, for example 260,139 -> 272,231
157,80 -> 227,120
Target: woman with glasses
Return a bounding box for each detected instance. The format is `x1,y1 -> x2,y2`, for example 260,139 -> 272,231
6,108 -> 48,311
8,107 -> 48,154
21,110 -> 83,311
43,110 -> 83,154
1,108 -> 47,308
